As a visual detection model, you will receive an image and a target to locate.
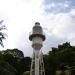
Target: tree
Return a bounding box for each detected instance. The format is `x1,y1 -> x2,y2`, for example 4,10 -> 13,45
0,61 -> 17,75
3,48 -> 24,58
18,57 -> 31,75
1,49 -> 31,75
44,42 -> 75,75
0,20 -> 7,47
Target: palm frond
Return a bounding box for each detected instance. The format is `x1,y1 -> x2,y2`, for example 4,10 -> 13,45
0,40 -> 4,47
0,20 -> 7,48
0,20 -> 4,24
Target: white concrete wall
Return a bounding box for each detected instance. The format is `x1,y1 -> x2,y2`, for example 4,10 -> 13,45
32,37 -> 43,50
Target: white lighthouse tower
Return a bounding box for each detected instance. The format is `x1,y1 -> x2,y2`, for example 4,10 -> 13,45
29,22 -> 46,75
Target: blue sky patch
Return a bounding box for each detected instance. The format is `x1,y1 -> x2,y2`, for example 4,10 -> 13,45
44,0 -> 75,13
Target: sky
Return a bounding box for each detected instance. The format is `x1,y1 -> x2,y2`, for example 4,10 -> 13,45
0,0 -> 75,56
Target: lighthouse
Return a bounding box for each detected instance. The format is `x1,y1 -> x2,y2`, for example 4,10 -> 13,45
29,22 -> 46,75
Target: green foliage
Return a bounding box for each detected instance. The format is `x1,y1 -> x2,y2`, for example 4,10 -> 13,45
0,61 -> 17,75
44,42 -> 75,75
3,48 -> 24,58
0,48 -> 31,75
18,57 -> 31,75
0,42 -> 75,75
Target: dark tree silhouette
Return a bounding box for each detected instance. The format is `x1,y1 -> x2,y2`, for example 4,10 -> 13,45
0,20 -> 7,47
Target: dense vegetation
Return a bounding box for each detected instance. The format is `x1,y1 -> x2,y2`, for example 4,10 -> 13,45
44,42 -> 75,75
0,49 -> 31,75
0,42 -> 75,75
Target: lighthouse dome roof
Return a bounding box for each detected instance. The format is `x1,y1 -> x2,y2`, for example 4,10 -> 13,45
33,22 -> 43,34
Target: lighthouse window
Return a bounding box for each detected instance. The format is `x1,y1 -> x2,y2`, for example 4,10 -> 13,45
33,27 -> 43,33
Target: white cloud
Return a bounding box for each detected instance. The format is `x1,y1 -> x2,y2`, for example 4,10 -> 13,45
0,0 -> 75,56
44,1 -> 70,10
70,9 -> 75,16
41,10 -> 75,50
0,0 -> 44,56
